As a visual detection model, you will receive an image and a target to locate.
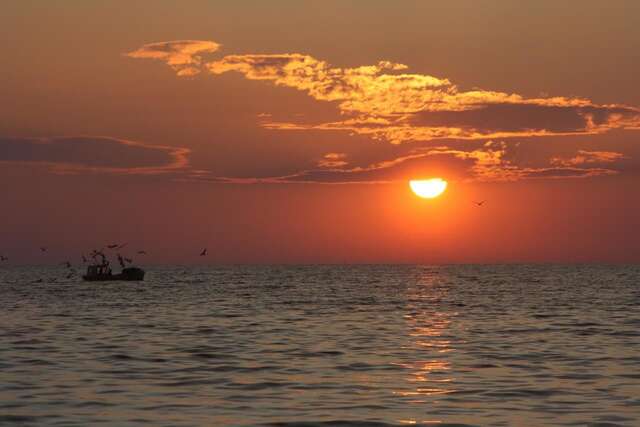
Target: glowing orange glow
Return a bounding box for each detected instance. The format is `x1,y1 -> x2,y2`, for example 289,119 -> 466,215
409,178 -> 447,199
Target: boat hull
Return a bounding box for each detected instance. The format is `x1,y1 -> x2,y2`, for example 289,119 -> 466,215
83,268 -> 145,282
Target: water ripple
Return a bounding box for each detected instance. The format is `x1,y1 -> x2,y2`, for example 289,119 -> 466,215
0,264 -> 639,426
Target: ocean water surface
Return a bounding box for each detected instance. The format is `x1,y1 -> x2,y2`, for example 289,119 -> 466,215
1,265 -> 639,426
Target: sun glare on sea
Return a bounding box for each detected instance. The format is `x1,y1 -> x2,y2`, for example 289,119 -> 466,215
409,178 -> 448,199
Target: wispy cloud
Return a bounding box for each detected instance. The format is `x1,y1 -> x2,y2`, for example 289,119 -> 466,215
126,40 -> 221,76
127,40 -> 640,142
0,136 -> 190,175
7,136 -> 615,185
184,142 -> 619,185
126,40 -> 637,184
550,150 -> 627,167
317,152 -> 348,168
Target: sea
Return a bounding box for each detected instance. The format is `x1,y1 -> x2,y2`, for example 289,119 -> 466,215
1,265 -> 639,426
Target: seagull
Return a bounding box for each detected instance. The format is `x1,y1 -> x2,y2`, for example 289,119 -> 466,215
91,249 -> 106,264
200,248 -> 207,256
91,249 -> 105,258
473,200 -> 486,207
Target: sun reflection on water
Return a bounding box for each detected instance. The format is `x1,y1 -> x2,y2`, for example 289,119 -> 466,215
393,268 -> 458,422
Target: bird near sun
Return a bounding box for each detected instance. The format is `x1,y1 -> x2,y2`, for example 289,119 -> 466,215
409,178 -> 448,199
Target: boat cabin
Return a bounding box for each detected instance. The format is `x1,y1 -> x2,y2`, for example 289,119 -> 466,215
85,264 -> 112,277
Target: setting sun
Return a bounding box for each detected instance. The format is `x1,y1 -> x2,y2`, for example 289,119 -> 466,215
409,178 -> 448,199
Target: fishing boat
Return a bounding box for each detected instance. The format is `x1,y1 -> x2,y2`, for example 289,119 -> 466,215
82,264 -> 145,281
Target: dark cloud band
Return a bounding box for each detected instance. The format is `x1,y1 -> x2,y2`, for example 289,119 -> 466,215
0,136 -> 190,175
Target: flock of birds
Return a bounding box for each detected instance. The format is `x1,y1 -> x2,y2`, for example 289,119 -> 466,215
0,202 -> 486,268
0,244 -> 211,279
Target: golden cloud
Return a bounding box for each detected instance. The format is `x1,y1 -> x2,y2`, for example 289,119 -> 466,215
317,152 -> 348,168
182,142 -> 617,185
126,40 -> 221,76
128,39 -> 640,142
550,150 -> 627,167
127,40 -> 636,184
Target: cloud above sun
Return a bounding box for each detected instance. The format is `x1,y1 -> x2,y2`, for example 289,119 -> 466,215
128,39 -> 640,143
5,40 -> 628,184
121,39 -> 639,184
184,142 -> 619,185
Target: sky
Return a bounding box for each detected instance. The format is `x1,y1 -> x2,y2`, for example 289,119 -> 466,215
2,0 -> 640,264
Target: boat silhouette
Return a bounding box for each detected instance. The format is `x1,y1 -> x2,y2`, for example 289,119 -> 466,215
82,264 -> 145,281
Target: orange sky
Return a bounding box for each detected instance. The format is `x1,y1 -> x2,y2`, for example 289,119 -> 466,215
2,1 -> 640,263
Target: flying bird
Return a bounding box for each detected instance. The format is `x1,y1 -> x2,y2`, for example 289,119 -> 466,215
107,244 -> 119,249
473,200 -> 486,207
91,249 -> 106,264
91,249 -> 105,257
200,248 -> 207,256
137,250 -> 147,255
